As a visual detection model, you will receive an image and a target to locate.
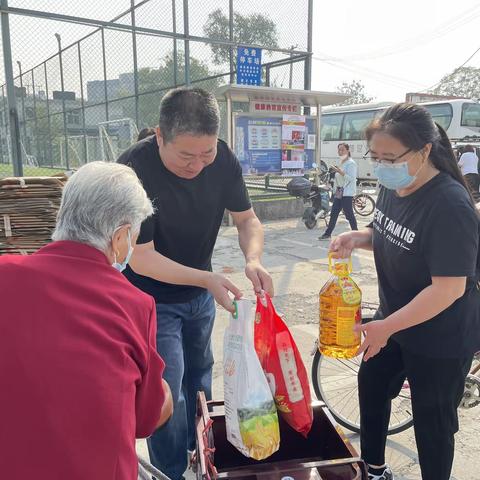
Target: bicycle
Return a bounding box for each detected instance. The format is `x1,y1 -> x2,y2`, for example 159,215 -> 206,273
310,302 -> 414,435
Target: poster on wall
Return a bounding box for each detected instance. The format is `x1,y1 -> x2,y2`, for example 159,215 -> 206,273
233,115 -> 316,175
281,114 -> 306,176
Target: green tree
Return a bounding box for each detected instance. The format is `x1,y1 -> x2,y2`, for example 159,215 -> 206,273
203,9 -> 279,66
433,66 -> 480,98
335,80 -> 374,106
126,52 -> 223,128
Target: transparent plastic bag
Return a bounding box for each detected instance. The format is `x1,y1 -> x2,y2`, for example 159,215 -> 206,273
223,299 -> 280,460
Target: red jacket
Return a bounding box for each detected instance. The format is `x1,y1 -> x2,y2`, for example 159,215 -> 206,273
0,241 -> 165,480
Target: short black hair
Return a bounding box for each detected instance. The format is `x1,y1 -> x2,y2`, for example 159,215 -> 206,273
158,87 -> 220,144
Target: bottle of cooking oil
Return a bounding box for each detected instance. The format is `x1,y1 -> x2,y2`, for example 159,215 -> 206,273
319,253 -> 361,358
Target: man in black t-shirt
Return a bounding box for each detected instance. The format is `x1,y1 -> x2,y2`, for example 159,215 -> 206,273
118,87 -> 273,480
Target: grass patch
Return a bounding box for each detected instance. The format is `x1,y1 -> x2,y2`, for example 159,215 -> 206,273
0,165 -> 65,178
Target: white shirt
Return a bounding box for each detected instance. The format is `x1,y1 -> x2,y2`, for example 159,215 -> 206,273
458,152 -> 479,176
333,158 -> 357,197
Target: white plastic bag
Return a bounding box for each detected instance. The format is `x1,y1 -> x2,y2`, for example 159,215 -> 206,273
223,299 -> 280,460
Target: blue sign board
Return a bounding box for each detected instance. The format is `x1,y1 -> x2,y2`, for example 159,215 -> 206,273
236,46 -> 262,86
234,115 -> 316,174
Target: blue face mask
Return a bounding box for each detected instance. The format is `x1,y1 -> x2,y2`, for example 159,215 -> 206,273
373,161 -> 416,190
112,228 -> 133,273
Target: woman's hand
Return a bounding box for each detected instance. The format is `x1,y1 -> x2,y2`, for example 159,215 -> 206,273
355,320 -> 392,361
329,231 -> 358,258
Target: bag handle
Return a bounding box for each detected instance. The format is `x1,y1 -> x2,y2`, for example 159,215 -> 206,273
256,292 -> 274,311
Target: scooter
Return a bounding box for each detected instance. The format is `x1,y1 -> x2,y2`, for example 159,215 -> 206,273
286,176 -> 331,230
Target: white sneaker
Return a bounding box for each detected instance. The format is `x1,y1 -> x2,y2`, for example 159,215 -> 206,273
368,465 -> 394,480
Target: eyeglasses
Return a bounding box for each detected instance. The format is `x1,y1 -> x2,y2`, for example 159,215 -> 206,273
363,148 -> 412,165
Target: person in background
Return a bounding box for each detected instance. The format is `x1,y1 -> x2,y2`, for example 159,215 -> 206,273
319,142 -> 358,240
0,162 -> 173,480
137,127 -> 156,141
331,103 -> 480,480
118,87 -> 273,480
458,144 -> 480,196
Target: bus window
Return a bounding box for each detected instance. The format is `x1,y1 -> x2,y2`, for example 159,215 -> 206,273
423,103 -> 453,130
321,113 -> 343,141
342,110 -> 376,140
461,103 -> 480,127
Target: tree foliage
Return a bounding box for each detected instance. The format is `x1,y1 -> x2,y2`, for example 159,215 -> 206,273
126,52 -> 223,128
433,66 -> 480,99
203,8 -> 279,66
335,80 -> 374,105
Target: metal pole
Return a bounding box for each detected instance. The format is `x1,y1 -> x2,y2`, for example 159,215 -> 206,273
130,0 -> 139,127
101,28 -> 109,121
226,96 -> 232,148
43,62 -> 54,167
183,0 -> 190,85
1,0 -> 23,176
77,42 -> 88,164
17,61 -> 28,152
55,33 -> 69,169
289,46 -> 296,90
31,69 -> 41,164
315,103 -> 322,185
229,0 -> 234,84
0,85 -> 6,163
304,0 -> 313,115
1,85 -> 8,163
172,0 -> 178,85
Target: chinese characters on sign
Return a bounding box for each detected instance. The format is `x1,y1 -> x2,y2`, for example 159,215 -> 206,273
250,101 -> 300,113
236,46 -> 262,86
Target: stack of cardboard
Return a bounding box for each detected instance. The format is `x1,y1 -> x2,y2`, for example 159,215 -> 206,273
0,175 -> 67,255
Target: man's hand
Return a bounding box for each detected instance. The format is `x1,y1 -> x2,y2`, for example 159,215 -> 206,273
204,272 -> 243,313
355,320 -> 392,361
245,260 -> 274,298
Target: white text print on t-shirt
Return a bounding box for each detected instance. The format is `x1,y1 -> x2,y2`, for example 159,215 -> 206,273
373,208 -> 416,251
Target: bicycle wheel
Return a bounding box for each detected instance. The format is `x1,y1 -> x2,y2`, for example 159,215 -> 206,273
353,194 -> 375,216
311,348 -> 414,435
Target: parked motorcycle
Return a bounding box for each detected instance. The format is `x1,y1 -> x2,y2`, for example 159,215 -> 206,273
287,174 -> 376,230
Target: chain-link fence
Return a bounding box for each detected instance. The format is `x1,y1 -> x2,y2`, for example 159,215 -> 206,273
0,0 -> 312,178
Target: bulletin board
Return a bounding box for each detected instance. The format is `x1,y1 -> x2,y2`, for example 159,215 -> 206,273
233,114 -> 317,175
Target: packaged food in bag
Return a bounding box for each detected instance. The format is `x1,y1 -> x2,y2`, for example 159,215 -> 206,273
254,294 -> 313,437
223,299 -> 280,460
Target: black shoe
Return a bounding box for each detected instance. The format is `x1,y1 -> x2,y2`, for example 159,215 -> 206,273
318,233 -> 331,240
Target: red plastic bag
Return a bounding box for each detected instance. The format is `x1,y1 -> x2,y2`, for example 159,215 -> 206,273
254,294 -> 313,437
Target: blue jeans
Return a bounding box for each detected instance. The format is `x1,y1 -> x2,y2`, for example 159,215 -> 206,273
147,291 -> 215,480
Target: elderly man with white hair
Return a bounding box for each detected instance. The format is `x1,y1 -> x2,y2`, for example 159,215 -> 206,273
0,161 -> 173,480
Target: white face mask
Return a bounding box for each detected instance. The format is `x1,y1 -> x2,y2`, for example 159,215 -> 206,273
339,154 -> 348,161
112,228 -> 133,273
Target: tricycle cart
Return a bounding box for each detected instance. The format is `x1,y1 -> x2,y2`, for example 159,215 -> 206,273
193,392 -> 368,480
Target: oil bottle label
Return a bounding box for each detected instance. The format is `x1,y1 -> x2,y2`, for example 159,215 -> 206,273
336,307 -> 357,346
338,276 -> 361,305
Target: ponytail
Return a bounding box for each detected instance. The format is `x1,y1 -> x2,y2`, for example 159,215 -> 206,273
430,123 -> 476,206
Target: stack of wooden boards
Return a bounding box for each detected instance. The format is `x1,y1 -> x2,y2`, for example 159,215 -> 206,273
0,174 -> 67,255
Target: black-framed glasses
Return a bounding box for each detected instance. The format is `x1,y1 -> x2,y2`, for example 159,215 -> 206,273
363,148 -> 412,165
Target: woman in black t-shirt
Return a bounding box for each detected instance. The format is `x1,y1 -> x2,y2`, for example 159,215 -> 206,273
330,103 -> 480,480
